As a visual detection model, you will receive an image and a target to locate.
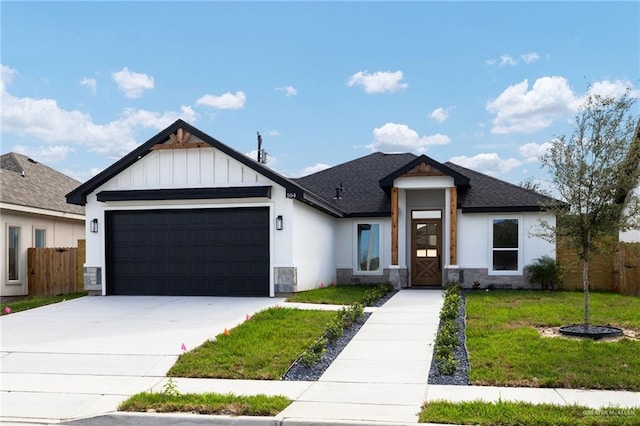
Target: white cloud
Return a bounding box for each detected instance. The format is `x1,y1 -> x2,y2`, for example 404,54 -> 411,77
519,141 -> 553,163
80,77 -> 97,94
520,52 -> 540,64
196,91 -> 246,109
430,107 -> 453,123
449,153 -> 522,176
486,52 -> 540,67
1,64 -> 17,91
300,163 -> 331,176
263,130 -> 280,136
112,67 -> 154,98
367,122 -> 450,153
276,85 -> 297,97
487,76 -> 579,134
1,82 -> 197,158
585,79 -> 639,100
13,144 -> 73,164
347,70 -> 408,94
500,55 -> 517,66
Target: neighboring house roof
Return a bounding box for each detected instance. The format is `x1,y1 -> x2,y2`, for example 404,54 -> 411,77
66,120 -> 343,217
0,152 -> 85,216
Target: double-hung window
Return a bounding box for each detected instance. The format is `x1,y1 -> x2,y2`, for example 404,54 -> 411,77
491,218 -> 520,273
356,223 -> 381,273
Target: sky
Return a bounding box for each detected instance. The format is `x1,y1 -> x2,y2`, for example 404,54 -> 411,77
1,1 -> 639,190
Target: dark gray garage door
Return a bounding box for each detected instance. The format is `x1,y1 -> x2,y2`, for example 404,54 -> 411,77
106,208 -> 269,296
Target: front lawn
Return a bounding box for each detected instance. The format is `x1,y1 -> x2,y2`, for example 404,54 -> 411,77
420,400 -> 640,425
168,307 -> 335,379
1,292 -> 87,315
119,392 -> 291,416
285,283 -> 392,305
465,290 -> 640,390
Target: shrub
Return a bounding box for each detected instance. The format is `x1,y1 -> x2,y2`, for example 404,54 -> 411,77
300,339 -> 326,367
324,318 -> 344,343
525,255 -> 564,290
434,283 -> 462,375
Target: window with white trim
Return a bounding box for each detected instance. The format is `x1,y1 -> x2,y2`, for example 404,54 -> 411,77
491,218 -> 519,272
356,223 -> 380,272
8,225 -> 21,281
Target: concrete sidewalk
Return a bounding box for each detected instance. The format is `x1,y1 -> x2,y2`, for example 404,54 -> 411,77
2,290 -> 639,425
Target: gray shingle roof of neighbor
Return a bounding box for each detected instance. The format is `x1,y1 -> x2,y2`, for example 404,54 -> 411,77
0,152 -> 85,216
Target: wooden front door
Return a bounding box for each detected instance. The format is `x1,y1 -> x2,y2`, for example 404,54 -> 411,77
411,218 -> 442,286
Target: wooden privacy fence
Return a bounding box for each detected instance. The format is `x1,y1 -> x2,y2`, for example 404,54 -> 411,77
28,240 -> 86,297
557,239 -> 640,296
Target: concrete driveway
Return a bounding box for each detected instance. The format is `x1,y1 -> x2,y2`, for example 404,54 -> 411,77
0,296 -> 283,423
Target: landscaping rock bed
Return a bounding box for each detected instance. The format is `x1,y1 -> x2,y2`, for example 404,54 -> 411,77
427,291 -> 470,385
282,290 -> 398,381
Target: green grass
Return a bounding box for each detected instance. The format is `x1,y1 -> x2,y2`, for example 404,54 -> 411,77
465,290 -> 640,390
167,307 -> 336,379
119,392 -> 291,416
285,284 -> 386,305
1,292 -> 87,315
420,400 -> 640,425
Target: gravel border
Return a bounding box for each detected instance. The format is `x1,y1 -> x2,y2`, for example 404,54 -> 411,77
282,290 -> 399,381
427,290 -> 470,385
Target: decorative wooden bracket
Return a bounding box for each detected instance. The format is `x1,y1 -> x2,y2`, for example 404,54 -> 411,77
402,162 -> 446,177
151,128 -> 207,150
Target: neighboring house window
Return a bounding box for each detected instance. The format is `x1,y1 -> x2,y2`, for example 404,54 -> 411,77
357,223 -> 380,272
34,228 -> 46,248
8,226 -> 21,281
491,218 -> 519,272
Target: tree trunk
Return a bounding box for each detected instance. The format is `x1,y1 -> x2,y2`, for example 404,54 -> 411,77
583,249 -> 590,329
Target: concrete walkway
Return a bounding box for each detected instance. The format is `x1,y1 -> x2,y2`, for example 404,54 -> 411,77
1,290 -> 639,425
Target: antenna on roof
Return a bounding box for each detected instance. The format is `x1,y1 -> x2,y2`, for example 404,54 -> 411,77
257,132 -> 269,164
334,183 -> 345,199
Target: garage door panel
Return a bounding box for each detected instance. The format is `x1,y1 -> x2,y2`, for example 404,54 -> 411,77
107,208 -> 269,296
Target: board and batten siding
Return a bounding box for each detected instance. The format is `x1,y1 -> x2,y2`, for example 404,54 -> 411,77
102,145 -> 267,190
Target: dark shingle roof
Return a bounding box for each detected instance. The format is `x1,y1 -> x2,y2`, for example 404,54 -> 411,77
444,162 -> 560,212
0,152 -> 85,215
293,152 -> 417,216
294,153 -> 558,215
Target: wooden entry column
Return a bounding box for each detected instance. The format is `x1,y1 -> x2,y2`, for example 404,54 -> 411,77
449,186 -> 457,265
391,187 -> 398,265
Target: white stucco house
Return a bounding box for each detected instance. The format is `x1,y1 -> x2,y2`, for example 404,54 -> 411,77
67,120 -> 559,296
1,153 -> 85,297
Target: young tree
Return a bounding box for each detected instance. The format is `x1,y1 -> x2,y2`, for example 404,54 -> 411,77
540,90 -> 640,329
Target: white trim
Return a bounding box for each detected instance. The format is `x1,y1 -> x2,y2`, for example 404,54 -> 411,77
33,226 -> 47,248
353,220 -> 383,275
0,202 -> 84,221
488,215 -> 523,275
6,223 -> 22,284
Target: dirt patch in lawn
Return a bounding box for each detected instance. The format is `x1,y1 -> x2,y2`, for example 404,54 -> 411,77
536,326 -> 639,341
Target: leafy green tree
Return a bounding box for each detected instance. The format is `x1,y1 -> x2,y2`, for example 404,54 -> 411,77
540,90 -> 640,328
